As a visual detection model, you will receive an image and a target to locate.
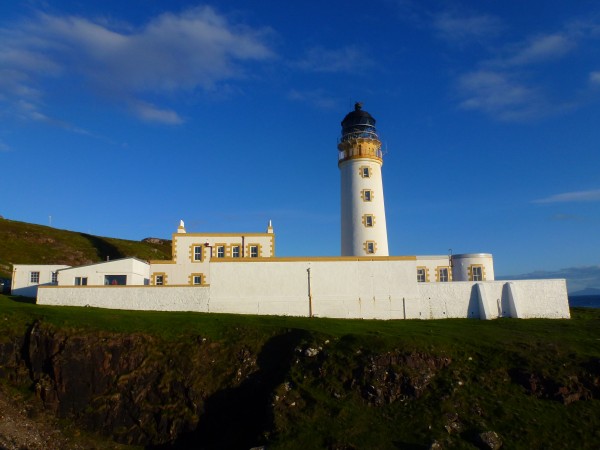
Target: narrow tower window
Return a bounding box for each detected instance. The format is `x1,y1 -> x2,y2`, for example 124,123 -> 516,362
363,214 -> 374,227
362,189 -> 373,202
360,166 -> 371,178
364,241 -> 376,254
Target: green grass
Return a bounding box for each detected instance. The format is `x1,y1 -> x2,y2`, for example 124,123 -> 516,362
2,294 -> 600,449
0,218 -> 172,278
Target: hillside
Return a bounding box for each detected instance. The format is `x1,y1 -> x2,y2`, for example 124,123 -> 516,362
0,218 -> 172,278
1,295 -> 599,449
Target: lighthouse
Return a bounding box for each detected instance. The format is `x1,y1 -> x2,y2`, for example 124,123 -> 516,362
338,103 -> 389,256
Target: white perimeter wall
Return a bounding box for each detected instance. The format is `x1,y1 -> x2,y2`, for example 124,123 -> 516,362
37,260 -> 570,320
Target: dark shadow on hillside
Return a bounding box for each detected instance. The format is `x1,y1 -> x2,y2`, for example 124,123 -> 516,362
150,329 -> 310,450
80,233 -> 125,261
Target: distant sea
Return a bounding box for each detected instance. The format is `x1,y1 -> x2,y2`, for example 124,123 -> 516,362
569,295 -> 600,308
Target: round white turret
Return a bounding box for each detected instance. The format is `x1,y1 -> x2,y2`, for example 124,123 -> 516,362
338,103 -> 389,256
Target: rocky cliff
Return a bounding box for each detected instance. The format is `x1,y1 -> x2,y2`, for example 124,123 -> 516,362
1,313 -> 600,449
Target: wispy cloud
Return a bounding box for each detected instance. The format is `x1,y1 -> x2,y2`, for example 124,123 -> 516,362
130,101 -> 183,125
449,13 -> 600,121
293,46 -> 370,73
287,89 -> 337,109
433,11 -> 502,42
457,70 -> 545,121
533,189 -> 600,204
504,33 -> 575,66
0,7 -> 275,125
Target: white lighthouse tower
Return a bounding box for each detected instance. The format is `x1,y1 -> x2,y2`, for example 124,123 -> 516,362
338,102 -> 389,256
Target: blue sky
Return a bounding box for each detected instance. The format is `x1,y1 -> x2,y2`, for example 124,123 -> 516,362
1,0 -> 599,289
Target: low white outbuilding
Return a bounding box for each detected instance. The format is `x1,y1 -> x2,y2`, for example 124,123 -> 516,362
56,257 -> 150,287
11,264 -> 71,297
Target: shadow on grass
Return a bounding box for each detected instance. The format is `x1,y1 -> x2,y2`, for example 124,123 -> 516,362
7,295 -> 36,305
152,329 -> 310,450
80,233 -> 125,261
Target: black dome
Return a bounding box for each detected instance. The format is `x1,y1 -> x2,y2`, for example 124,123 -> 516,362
340,102 -> 378,141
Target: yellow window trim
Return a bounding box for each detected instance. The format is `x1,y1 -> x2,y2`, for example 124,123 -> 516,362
151,272 -> 167,286
435,266 -> 452,282
189,243 -> 205,263
416,266 -> 430,282
363,240 -> 377,254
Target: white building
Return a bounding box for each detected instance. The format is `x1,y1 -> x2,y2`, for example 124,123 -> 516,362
33,104 -> 569,320
11,264 -> 70,297
148,221 -> 275,286
56,257 -> 150,287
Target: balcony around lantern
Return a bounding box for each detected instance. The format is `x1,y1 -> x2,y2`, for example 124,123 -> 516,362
338,145 -> 383,162
339,129 -> 379,143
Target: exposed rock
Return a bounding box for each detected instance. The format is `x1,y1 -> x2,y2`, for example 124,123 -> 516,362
354,351 -> 452,405
477,431 -> 502,449
142,237 -> 166,244
304,347 -> 319,357
510,369 -> 594,404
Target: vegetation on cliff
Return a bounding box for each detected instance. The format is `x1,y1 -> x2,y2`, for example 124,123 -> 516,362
1,294 -> 599,449
0,218 -> 171,279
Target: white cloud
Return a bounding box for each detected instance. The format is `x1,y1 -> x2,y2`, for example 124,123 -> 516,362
506,33 -> 575,66
293,46 -> 370,73
457,69 -> 545,121
130,101 -> 183,125
433,11 -> 502,41
533,189 -> 600,204
287,89 -> 337,109
0,7 -> 275,125
449,13 -> 600,121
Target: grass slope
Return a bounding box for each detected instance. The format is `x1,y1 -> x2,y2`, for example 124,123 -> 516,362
1,295 -> 600,449
0,218 -> 171,278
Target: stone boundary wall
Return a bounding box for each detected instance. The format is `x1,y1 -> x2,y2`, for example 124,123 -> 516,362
37,277 -> 570,320
37,286 -> 211,312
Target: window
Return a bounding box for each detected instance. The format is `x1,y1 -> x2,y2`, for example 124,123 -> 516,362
30,272 -> 40,283
364,214 -> 374,227
417,268 -> 426,283
193,275 -> 202,285
472,266 -> 483,281
360,166 -> 371,178
366,241 -> 375,254
155,275 -> 164,286
438,267 -> 449,282
105,275 -> 127,285
51,272 -> 58,284
362,189 -> 373,202
250,245 -> 259,258
75,277 -> 88,286
232,245 -> 240,258
217,245 -> 225,258
193,246 -> 203,261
